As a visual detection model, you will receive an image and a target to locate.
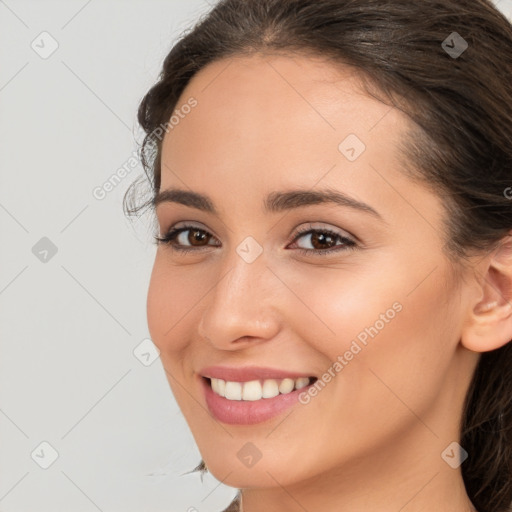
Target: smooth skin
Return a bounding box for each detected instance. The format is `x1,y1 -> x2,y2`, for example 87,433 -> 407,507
146,53 -> 512,512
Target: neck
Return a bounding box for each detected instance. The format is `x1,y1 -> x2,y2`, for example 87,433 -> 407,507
238,424 -> 477,512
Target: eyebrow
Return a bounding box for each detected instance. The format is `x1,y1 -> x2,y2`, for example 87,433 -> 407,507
153,187 -> 383,220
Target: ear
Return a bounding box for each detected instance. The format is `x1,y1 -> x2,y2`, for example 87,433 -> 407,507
461,234 -> 512,353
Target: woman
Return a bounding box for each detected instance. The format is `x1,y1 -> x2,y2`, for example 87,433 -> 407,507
125,1 -> 512,511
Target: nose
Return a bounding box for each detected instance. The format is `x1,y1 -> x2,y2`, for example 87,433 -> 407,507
197,249 -> 282,351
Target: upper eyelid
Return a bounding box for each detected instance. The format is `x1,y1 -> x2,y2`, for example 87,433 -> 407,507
160,221 -> 216,239
161,222 -> 356,244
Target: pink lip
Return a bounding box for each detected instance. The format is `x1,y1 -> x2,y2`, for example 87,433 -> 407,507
198,366 -> 317,425
200,365 -> 314,382
201,377 -> 314,425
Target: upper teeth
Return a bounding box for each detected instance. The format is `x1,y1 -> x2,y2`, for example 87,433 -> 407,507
210,377 -> 311,401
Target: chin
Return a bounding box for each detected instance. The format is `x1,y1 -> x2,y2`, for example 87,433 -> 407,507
205,459 -> 296,489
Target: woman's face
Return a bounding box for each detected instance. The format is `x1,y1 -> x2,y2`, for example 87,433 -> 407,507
147,54 -> 479,490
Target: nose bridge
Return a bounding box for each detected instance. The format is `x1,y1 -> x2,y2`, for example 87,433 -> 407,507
198,245 -> 281,345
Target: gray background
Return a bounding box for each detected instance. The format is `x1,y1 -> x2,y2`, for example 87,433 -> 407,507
1,1 -> 511,511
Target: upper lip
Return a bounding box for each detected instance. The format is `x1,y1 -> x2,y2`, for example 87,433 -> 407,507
200,365 -> 315,382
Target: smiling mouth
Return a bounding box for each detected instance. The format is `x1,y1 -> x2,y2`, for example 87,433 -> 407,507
203,376 -> 318,401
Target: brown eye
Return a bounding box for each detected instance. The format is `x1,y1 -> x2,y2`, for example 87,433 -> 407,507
155,223 -> 358,257
304,231 -> 338,250
186,228 -> 211,246
154,224 -> 219,252
290,227 -> 357,256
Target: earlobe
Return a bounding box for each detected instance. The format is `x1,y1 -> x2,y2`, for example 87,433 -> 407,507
461,235 -> 512,353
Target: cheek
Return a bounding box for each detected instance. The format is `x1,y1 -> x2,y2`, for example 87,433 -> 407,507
289,254 -> 458,421
297,248 -> 453,358
146,255 -> 206,354
275,254 -> 410,357
146,259 -> 167,350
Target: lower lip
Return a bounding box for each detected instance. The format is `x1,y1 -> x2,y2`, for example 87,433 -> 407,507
201,377 -> 311,425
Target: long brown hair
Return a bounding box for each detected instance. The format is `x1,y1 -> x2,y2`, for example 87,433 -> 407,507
125,1 -> 512,510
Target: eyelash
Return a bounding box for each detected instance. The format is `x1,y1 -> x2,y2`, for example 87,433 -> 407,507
154,223 -> 358,257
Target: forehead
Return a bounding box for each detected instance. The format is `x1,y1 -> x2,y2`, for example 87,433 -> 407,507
160,53 -> 406,186
169,53 -> 394,132
188,52 -> 366,108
